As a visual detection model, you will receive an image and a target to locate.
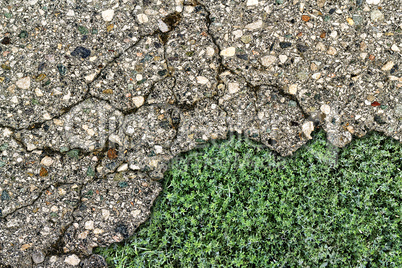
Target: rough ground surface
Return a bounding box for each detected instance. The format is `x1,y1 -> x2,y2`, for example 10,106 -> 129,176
0,0 -> 400,266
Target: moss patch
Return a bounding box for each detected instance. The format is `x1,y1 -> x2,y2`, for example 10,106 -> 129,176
95,130 -> 402,267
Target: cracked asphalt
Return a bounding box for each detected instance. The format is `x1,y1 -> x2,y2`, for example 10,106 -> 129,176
0,0 -> 401,266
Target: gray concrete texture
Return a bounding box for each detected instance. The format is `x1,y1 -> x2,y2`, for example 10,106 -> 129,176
0,0 -> 401,266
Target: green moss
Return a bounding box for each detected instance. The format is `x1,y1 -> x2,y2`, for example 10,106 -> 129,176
95,130 -> 402,267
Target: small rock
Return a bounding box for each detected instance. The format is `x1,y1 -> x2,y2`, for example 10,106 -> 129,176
133,96 -> 145,107
288,84 -> 298,95
101,9 -> 114,22
370,10 -> 384,22
40,156 -> 54,167
109,134 -> 122,145
261,55 -> 276,67
206,46 -> 215,56
228,82 -> 240,94
85,221 -> 94,230
279,55 -> 288,63
131,209 -> 141,217
366,0 -> 381,4
302,121 -> 314,139
312,72 -> 321,80
158,19 -> 169,32
367,95 -> 375,102
320,104 -> 331,114
346,18 -> 354,26
117,163 -> 128,172
71,46 -> 91,59
137,14 -> 149,24
247,0 -> 258,6
327,46 -> 337,55
16,77 -> 31,89
381,61 -> 394,71
241,35 -> 252,44
32,251 -> 45,264
279,42 -> 292,49
391,44 -> 400,52
220,47 -> 236,57
196,76 -> 209,85
245,20 -> 263,30
64,255 -> 81,266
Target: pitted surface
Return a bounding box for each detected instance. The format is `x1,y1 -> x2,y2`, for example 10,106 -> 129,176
0,0 -> 401,266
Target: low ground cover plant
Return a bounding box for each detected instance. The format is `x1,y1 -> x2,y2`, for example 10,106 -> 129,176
95,130 -> 402,267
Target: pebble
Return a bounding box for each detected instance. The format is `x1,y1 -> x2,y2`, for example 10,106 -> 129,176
288,84 -> 298,95
327,46 -> 337,55
158,19 -> 169,33
220,47 -> 236,57
312,72 -> 321,80
71,46 -> 91,59
370,10 -> 384,22
261,55 -> 276,67
320,104 -> 331,114
381,61 -> 394,71
64,255 -> 81,266
366,0 -> 381,4
196,76 -> 209,85
302,121 -> 314,139
247,0 -> 258,6
245,20 -> 263,30
84,221 -> 94,230
132,96 -> 145,107
102,10 -> 114,22
279,55 -> 288,63
16,77 -> 30,89
241,35 -> 253,44
391,44 -> 400,52
137,14 -> 149,24
228,82 -> 240,94
206,46 -> 215,57
32,251 -> 45,264
117,163 -> 128,172
40,156 -> 54,167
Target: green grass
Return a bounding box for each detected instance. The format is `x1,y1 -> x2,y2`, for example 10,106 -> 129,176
94,129 -> 402,267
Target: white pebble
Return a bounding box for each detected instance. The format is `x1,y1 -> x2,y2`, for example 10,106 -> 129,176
137,14 -> 148,24
158,19 -> 169,32
228,82 -> 240,94
245,20 -> 263,30
302,121 -> 314,139
117,163 -> 128,172
279,55 -> 288,63
132,96 -> 145,107
370,10 -> 384,22
320,104 -> 331,114
101,9 -> 114,22
247,0 -> 258,6
196,76 -> 209,85
40,156 -> 54,167
366,0 -> 381,4
84,221 -> 94,230
391,44 -> 400,52
288,84 -> 298,95
16,77 -> 30,89
220,47 -> 236,57
64,255 -> 80,266
261,55 -> 276,67
381,61 -> 394,71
